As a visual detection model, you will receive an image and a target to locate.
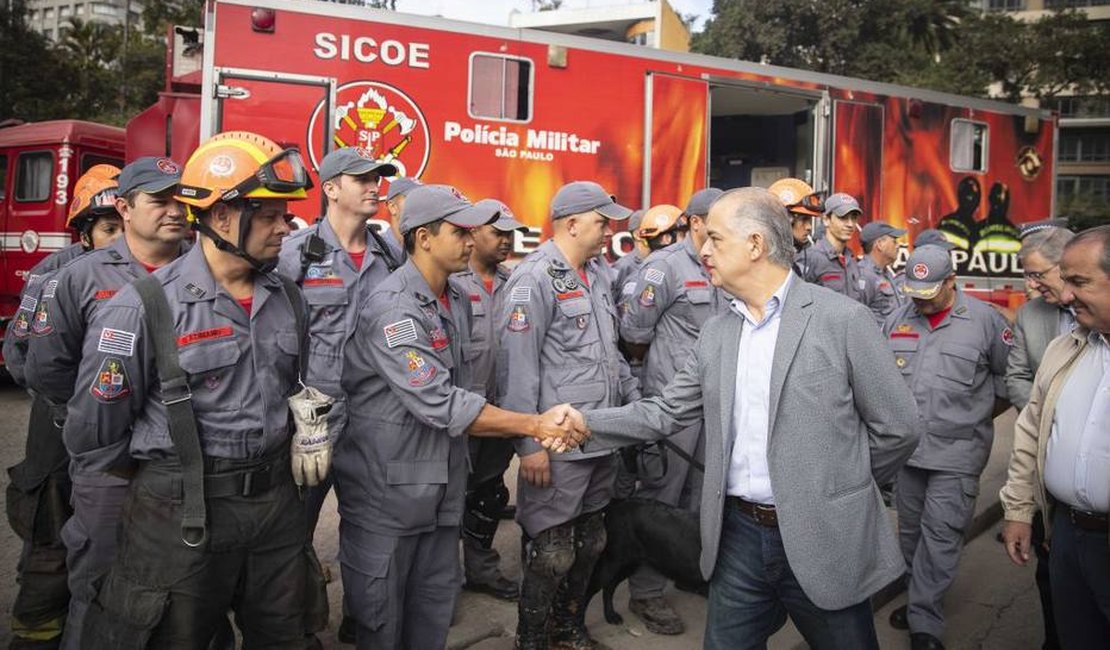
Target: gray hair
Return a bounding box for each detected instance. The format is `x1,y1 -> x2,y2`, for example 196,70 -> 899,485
1065,224 -> 1110,276
1019,226 -> 1074,265
717,187 -> 795,269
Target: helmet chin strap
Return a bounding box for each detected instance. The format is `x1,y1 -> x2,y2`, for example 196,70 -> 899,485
192,201 -> 278,274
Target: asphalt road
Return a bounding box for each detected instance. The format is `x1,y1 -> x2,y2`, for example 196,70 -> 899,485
0,378 -> 1047,649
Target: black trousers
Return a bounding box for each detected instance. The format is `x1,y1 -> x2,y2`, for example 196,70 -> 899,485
7,393 -> 71,647
82,457 -> 308,650
1049,507 -> 1110,650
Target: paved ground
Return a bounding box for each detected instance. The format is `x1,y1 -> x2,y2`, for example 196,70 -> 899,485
0,377 -> 1047,649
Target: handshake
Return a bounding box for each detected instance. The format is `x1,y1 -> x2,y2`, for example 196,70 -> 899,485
532,404 -> 590,453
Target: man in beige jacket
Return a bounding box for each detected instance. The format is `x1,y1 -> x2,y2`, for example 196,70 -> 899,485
1000,224 -> 1110,650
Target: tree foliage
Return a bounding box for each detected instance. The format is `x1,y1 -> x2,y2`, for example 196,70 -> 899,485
1,0 -> 205,126
692,1 -> 1110,101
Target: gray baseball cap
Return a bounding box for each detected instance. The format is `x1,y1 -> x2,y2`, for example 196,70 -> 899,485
318,147 -> 398,183
116,157 -> 182,195
684,188 -> 724,217
915,228 -> 956,251
385,177 -> 422,201
550,181 -> 632,220
825,192 -> 862,217
903,245 -> 954,300
472,199 -> 527,232
399,185 -> 496,236
860,221 -> 907,245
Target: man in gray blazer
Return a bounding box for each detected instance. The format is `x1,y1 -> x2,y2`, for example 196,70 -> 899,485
561,188 -> 921,649
1004,224 -> 1075,650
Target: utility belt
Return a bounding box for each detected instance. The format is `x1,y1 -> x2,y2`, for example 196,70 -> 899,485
137,450 -> 291,500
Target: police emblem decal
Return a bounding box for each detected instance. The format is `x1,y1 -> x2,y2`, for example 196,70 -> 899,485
912,263 -> 929,280
30,301 -> 53,336
1001,327 -> 1014,346
405,350 -> 437,387
508,305 -> 530,332
90,357 -> 131,402
576,315 -> 588,330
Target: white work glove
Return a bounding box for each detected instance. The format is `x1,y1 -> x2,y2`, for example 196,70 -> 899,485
288,386 -> 336,487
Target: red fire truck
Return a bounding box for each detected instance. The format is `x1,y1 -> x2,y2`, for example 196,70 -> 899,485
0,121 -> 125,355
1,0 -> 1059,359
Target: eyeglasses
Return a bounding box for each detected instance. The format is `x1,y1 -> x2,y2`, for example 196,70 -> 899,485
1023,264 -> 1058,281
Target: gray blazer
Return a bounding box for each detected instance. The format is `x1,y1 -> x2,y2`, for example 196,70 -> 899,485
1006,297 -> 1066,410
585,279 -> 921,610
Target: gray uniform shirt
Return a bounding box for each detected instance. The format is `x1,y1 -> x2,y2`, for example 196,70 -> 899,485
497,240 -> 640,461
25,236 -> 185,406
63,244 -> 305,476
451,264 -> 511,401
336,261 -> 487,536
882,290 -> 1011,475
620,236 -> 729,396
3,242 -> 86,387
610,251 -> 644,310
858,256 -> 903,324
795,237 -> 865,302
277,219 -> 396,439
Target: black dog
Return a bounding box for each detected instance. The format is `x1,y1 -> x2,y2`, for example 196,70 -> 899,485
585,498 -> 708,625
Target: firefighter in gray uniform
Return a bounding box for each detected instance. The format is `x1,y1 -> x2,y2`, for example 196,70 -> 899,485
24,156 -> 187,650
276,146 -> 400,643
858,221 -> 907,324
618,186 -> 726,635
498,180 -> 641,650
4,165 -> 123,649
63,131 -> 327,647
882,246 -> 1011,650
795,192 -> 865,301
381,176 -> 422,262
335,185 -> 583,649
610,209 -> 647,306
452,199 -> 529,601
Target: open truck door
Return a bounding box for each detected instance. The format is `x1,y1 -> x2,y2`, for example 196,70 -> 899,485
204,67 -> 337,218
704,78 -> 830,195
642,73 -> 709,209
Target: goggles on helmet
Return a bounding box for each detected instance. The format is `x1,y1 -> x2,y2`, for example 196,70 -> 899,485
216,148 -> 313,204
786,192 -> 825,216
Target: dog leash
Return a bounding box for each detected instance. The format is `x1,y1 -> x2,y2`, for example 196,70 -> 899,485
658,438 -> 705,474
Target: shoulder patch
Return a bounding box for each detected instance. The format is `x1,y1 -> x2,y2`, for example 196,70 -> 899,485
510,286 -> 532,303
90,357 -> 131,402
404,350 -> 438,387
97,328 -> 136,357
18,294 -> 37,313
508,305 -> 530,332
644,269 -> 665,285
383,318 -> 418,348
11,310 -> 31,339
30,302 -> 53,336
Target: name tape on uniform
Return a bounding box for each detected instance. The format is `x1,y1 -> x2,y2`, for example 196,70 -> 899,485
644,269 -> 665,285
97,328 -> 136,357
383,318 -> 418,348
510,286 -> 532,303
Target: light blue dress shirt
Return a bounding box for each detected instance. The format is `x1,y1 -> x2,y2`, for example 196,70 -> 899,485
727,272 -> 795,505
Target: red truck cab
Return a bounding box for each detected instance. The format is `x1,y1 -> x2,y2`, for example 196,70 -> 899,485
0,120 -> 125,362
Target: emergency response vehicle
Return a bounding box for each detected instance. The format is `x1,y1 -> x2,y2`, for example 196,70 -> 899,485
0,121 -> 125,361
1,0 -> 1060,355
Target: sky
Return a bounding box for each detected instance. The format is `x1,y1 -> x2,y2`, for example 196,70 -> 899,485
392,0 -> 716,31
